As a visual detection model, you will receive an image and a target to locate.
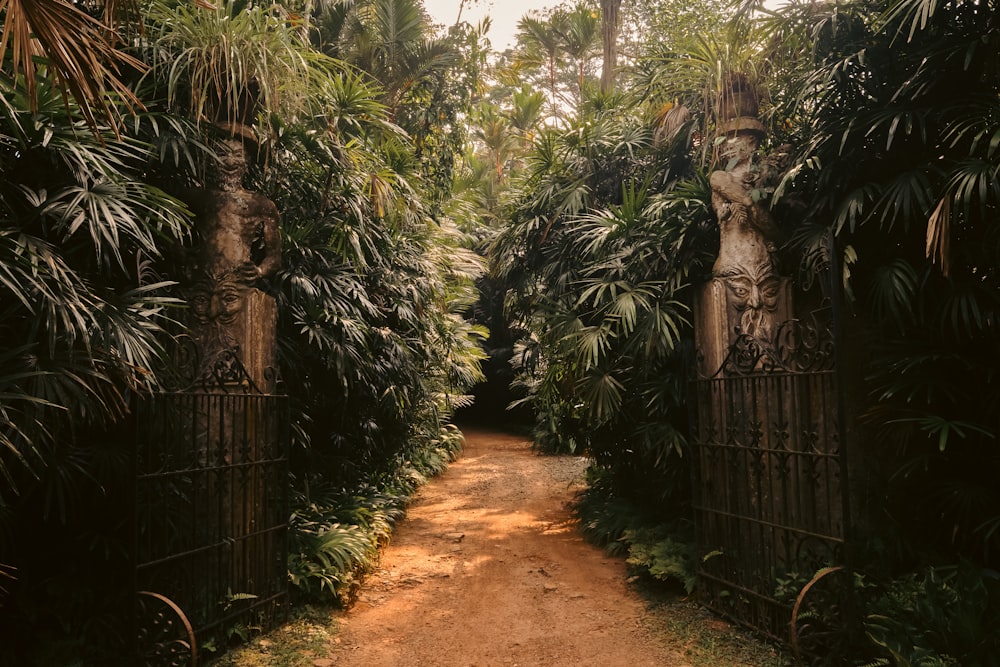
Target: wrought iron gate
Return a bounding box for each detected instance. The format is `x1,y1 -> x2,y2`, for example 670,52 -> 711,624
690,313 -> 851,642
133,363 -> 289,665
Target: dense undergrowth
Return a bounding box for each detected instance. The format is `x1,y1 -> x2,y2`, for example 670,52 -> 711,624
575,469 -> 696,596
286,425 -> 465,607
577,474 -> 1000,666
0,1 -> 486,664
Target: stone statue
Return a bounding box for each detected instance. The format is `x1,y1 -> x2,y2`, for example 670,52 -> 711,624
694,110 -> 791,376
183,133 -> 281,391
709,119 -> 784,344
189,138 -> 281,282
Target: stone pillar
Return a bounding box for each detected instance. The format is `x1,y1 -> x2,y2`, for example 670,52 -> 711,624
175,127 -> 284,612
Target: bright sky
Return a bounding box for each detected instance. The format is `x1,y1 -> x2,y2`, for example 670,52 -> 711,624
423,0 -> 565,50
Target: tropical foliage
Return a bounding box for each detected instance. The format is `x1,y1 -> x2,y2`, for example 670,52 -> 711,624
288,425 -> 464,605
507,2 -> 603,119
756,2 -> 1000,659
0,0 -> 486,662
480,0 -> 729,561
735,0 -> 1000,551
0,26 -> 198,666
481,0 -> 1000,663
2,0 -> 1000,664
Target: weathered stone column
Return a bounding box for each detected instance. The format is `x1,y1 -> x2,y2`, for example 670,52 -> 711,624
174,127 -> 284,617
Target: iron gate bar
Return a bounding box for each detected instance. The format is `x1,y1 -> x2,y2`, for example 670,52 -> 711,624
188,590 -> 289,640
694,508 -> 845,544
691,312 -> 850,643
136,523 -> 289,571
134,383 -> 289,661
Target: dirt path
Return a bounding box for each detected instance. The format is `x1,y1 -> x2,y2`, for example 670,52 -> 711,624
326,427 -> 689,667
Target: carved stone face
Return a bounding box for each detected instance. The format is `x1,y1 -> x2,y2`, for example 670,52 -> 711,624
210,139 -> 247,191
720,260 -> 782,341
182,129 -> 282,389
190,276 -> 248,327
719,131 -> 759,169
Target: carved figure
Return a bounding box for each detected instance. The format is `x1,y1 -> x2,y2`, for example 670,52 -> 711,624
716,259 -> 782,342
189,137 -> 281,284
710,120 -> 783,342
183,135 -> 281,387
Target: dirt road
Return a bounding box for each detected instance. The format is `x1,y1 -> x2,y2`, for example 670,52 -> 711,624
327,427 -> 689,667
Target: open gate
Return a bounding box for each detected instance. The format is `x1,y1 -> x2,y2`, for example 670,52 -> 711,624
133,353 -> 289,665
690,309 -> 853,645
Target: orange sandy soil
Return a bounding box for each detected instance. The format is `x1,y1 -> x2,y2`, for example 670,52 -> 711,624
326,427 -> 686,666
215,427 -> 790,667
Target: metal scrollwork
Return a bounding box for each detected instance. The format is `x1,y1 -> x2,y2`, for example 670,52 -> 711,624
160,335 -> 262,394
699,311 -> 836,378
201,347 -> 260,392
771,315 -> 836,373
136,591 -> 198,667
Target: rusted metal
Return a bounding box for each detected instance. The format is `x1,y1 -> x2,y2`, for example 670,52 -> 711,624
134,348 -> 289,662
136,591 -> 198,667
790,565 -> 846,664
690,309 -> 851,643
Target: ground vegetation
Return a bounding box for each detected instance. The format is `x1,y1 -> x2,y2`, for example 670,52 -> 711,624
475,0 -> 1000,664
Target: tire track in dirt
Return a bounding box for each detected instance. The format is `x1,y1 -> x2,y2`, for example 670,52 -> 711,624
325,427 -> 689,667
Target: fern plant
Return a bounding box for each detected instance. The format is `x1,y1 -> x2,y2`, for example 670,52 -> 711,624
288,522 -> 377,604
623,526 -> 697,594
863,564 -> 1000,667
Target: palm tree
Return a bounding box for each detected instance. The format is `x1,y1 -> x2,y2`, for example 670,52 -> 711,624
516,14 -> 567,119
0,63 -> 195,654
0,0 -> 144,129
255,94 -> 485,483
317,0 -> 484,209
508,85 -> 545,136
325,0 -> 458,118
473,105 -> 520,181
490,83 -> 712,456
0,62 -> 195,497
554,3 -> 600,105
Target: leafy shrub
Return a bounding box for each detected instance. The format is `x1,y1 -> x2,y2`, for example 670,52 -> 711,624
623,526 -> 697,594
576,468 -> 695,592
288,522 -> 377,604
863,563 -> 1000,667
578,492 -> 645,557
287,484 -> 402,606
783,562 -> 1000,666
287,426 -> 466,606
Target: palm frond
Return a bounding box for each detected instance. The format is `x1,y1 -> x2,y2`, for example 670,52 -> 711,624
0,0 -> 144,129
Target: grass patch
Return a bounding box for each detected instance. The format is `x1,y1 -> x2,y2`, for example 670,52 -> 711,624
205,604 -> 339,667
646,595 -> 793,667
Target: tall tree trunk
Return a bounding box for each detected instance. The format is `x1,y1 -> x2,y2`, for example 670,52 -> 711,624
299,0 -> 313,42
549,55 -> 558,118
600,0 -> 621,94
